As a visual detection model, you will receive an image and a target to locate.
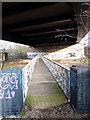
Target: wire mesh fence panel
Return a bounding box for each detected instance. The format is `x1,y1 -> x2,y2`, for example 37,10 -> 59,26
0,56 -> 37,117
42,57 -> 70,100
22,57 -> 37,102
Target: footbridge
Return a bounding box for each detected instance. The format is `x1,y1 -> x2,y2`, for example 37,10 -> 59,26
0,1 -> 90,117
0,56 -> 90,117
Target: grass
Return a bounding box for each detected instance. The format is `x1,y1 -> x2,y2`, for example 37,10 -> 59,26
80,57 -> 88,64
0,59 -> 27,70
21,109 -> 27,115
1,64 -> 25,70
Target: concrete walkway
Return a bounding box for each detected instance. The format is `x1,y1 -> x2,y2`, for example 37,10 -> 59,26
26,58 -> 67,109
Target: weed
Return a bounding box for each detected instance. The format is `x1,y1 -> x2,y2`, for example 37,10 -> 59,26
21,109 -> 27,115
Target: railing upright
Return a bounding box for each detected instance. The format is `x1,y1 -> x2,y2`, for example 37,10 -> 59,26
42,57 -> 70,100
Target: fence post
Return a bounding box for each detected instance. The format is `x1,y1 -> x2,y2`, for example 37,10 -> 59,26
0,68 -> 23,116
70,65 -> 90,112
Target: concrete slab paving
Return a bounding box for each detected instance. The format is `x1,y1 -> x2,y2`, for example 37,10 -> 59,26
26,58 -> 67,109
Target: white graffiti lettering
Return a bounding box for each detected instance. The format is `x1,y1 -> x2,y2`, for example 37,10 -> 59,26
0,73 -> 19,99
0,90 -> 4,99
5,90 -> 12,99
0,73 -> 18,90
11,91 -> 15,98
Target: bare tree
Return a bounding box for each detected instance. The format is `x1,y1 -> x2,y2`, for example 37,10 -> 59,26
0,40 -> 7,70
80,2 -> 90,33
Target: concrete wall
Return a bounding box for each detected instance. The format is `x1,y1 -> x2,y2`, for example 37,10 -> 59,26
45,31 -> 90,59
28,45 -> 70,54
72,2 -> 90,42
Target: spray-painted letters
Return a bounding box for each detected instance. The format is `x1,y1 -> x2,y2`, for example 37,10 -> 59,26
0,73 -> 18,99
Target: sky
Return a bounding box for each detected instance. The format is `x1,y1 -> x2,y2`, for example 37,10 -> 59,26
0,40 -> 29,50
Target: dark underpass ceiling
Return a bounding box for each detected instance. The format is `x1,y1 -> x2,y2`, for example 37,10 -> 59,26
2,2 -> 78,47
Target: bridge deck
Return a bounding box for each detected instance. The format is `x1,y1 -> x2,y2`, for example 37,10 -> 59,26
26,58 -> 67,109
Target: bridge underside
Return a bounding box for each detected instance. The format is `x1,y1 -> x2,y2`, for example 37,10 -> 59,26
2,2 -> 81,47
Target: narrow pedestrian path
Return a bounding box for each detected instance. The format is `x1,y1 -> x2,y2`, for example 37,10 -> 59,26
25,58 -> 67,109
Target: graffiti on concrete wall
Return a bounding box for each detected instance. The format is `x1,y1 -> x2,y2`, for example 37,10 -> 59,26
0,68 -> 23,116
0,73 -> 19,99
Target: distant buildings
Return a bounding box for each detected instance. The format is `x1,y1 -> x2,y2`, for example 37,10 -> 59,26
27,52 -> 37,59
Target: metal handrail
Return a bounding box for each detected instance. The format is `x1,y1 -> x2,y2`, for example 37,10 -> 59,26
45,57 -> 70,71
42,56 -> 70,100
22,56 -> 37,102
